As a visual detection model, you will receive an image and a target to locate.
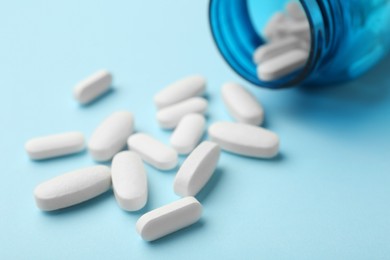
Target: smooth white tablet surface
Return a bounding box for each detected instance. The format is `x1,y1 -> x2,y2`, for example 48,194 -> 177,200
170,113 -> 205,154
208,121 -> 279,158
154,75 -> 206,109
73,70 -> 112,104
221,82 -> 264,126
156,97 -> 208,129
34,165 -> 111,211
112,151 -> 148,211
136,197 -> 202,241
25,131 -> 85,160
174,141 -> 220,197
88,111 -> 134,162
127,133 -> 178,170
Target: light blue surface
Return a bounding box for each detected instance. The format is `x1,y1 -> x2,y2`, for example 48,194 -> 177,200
0,1 -> 389,259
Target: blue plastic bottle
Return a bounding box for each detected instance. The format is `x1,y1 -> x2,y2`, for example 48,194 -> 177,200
209,0 -> 390,89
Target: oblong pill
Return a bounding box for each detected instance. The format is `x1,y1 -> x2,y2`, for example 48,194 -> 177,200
263,12 -> 287,41
221,82 -> 264,126
34,165 -> 111,211
127,133 -> 178,170
282,21 -> 310,41
170,114 -> 205,154
156,97 -> 207,129
154,75 -> 206,109
88,111 -> 134,162
208,121 -> 279,158
25,132 -> 85,160
136,197 -> 202,241
112,151 -> 148,211
174,141 -> 220,197
285,2 -> 306,21
257,49 -> 309,81
73,70 -> 112,104
253,36 -> 305,64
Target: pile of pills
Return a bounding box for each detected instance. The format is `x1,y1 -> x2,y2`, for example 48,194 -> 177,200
255,1 -> 311,81
26,70 -> 280,241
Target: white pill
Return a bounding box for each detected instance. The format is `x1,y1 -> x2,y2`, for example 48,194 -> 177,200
88,111 -> 134,162
128,133 -> 178,170
282,20 -> 311,41
208,121 -> 279,158
174,141 -> 220,197
263,12 -> 287,41
73,70 -> 112,105
136,197 -> 202,241
156,97 -> 207,129
257,49 -> 309,81
221,82 -> 264,126
286,2 -> 306,21
170,114 -> 205,154
25,132 -> 85,160
111,151 -> 148,211
154,75 -> 206,109
253,36 -> 305,64
34,165 -> 111,211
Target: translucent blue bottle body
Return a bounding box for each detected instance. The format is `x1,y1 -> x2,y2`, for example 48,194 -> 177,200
209,0 -> 390,89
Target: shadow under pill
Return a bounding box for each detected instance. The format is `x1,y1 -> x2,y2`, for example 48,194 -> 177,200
79,87 -> 116,108
29,149 -> 88,164
196,167 -> 224,204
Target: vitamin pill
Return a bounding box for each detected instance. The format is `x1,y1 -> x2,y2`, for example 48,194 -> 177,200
170,114 -> 205,154
154,75 -> 206,109
34,165 -> 111,211
257,49 -> 309,81
282,21 -> 310,41
73,70 -> 112,105
128,133 -> 178,170
136,197 -> 202,241
286,2 -> 306,21
221,82 -> 264,126
25,132 -> 85,160
253,36 -> 305,64
112,151 -> 148,211
263,12 -> 287,41
156,97 -> 207,129
174,141 -> 220,197
208,121 -> 279,158
88,111 -> 134,162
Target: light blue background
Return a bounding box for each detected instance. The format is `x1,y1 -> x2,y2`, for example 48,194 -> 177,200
1,1 -> 389,259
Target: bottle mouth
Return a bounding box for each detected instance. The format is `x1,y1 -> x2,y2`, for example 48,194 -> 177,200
209,0 -> 324,89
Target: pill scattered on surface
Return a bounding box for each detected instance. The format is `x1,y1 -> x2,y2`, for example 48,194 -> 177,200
170,113 -> 205,154
257,49 -> 309,81
154,75 -> 206,109
253,36 -> 305,64
34,165 -> 111,211
111,151 -> 148,211
73,70 -> 112,105
136,197 -> 202,241
221,82 -> 264,126
128,133 -> 178,170
88,111 -> 134,162
156,97 -> 207,129
208,121 -> 279,158
25,132 -> 85,160
174,141 -> 220,197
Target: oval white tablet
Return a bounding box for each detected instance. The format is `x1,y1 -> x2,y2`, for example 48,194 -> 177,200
127,133 -> 178,170
136,197 -> 202,241
221,82 -> 264,126
285,2 -> 306,21
34,165 -> 111,211
253,36 -> 305,64
154,75 -> 206,109
88,111 -> 134,162
73,70 -> 112,105
208,121 -> 279,158
25,132 -> 85,160
263,12 -> 287,41
174,141 -> 220,197
156,97 -> 207,129
112,151 -> 148,211
170,114 -> 205,154
257,49 -> 309,81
